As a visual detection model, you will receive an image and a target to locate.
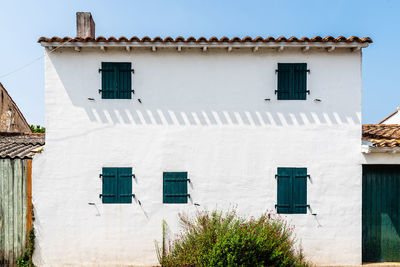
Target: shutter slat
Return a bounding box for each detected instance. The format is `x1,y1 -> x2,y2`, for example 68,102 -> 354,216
117,168 -> 133,203
277,63 -> 291,100
102,168 -> 118,203
117,63 -> 132,99
293,168 -> 307,214
277,168 -> 292,213
101,62 -> 115,99
294,63 -> 307,100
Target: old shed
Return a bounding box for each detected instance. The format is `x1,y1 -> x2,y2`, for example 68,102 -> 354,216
0,133 -> 44,266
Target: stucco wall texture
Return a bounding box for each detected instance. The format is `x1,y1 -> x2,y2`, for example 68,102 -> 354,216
33,48 -> 363,266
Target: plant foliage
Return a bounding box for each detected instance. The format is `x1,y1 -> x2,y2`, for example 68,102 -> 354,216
17,204 -> 35,267
157,209 -> 311,267
30,125 -> 45,133
16,228 -> 35,267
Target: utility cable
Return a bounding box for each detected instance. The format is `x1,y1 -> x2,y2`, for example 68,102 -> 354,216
0,38 -> 73,79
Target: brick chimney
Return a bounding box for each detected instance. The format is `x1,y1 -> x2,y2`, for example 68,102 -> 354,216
76,12 -> 95,38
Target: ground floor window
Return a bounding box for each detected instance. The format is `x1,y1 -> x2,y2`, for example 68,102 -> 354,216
276,167 -> 308,214
163,172 -> 190,204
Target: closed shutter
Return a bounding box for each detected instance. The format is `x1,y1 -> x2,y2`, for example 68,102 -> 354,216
101,62 -> 132,99
277,168 -> 292,214
117,63 -> 132,99
277,63 -> 292,100
101,62 -> 117,99
293,168 -> 307,214
163,172 -> 188,204
277,63 -> 308,100
117,167 -> 133,203
276,167 -> 308,214
293,63 -> 307,100
102,168 -> 118,203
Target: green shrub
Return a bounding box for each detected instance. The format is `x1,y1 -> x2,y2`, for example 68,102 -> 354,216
16,228 -> 35,267
30,125 -> 45,133
157,209 -> 311,267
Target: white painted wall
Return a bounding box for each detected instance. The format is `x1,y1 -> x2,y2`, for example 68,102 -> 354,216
33,47 -> 363,266
380,107 -> 400,124
362,151 -> 400,164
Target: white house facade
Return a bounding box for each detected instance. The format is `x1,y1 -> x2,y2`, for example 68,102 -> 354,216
33,13 -> 373,266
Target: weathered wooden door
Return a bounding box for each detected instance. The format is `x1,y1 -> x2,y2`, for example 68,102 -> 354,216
362,165 -> 400,262
0,159 -> 32,267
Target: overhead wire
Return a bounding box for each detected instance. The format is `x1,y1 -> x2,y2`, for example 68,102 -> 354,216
0,38 -> 73,79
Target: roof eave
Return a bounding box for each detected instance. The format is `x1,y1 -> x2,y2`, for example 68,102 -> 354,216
362,145 -> 400,154
40,41 -> 370,50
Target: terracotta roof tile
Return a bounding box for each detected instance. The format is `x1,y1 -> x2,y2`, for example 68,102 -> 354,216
0,133 -> 45,159
362,124 -> 400,147
38,36 -> 373,44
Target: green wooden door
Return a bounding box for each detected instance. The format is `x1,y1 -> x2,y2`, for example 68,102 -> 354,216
363,165 -> 400,263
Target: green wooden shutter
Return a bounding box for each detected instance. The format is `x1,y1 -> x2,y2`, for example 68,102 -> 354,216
277,168 -> 292,214
117,63 -> 132,99
277,167 -> 308,214
277,64 -> 292,100
101,62 -> 132,99
102,168 -> 118,203
163,172 -> 188,204
293,168 -> 307,214
101,62 -> 117,99
117,168 -> 132,203
293,63 -> 307,100
277,63 -> 308,100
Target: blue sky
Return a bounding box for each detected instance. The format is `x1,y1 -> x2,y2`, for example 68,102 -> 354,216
0,0 -> 398,125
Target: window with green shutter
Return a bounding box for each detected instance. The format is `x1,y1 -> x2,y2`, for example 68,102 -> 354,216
276,63 -> 309,100
100,167 -> 133,204
99,62 -> 134,99
276,167 -> 308,214
163,172 -> 190,204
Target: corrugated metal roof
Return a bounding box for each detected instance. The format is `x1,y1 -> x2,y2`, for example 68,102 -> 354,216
0,133 -> 45,159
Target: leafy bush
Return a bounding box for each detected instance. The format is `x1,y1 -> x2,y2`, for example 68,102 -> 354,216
30,125 -> 45,133
157,209 -> 311,267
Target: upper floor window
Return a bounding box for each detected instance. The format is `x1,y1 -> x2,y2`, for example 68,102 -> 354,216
275,63 -> 310,100
99,62 -> 134,99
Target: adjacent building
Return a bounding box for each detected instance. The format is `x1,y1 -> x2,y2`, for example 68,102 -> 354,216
0,84 -> 44,266
361,124 -> 400,262
0,83 -> 31,133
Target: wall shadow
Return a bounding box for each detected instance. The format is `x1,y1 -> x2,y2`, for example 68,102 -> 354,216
48,53 -> 362,133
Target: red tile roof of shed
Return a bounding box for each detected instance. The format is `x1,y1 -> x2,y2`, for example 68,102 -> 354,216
362,124 -> 400,147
